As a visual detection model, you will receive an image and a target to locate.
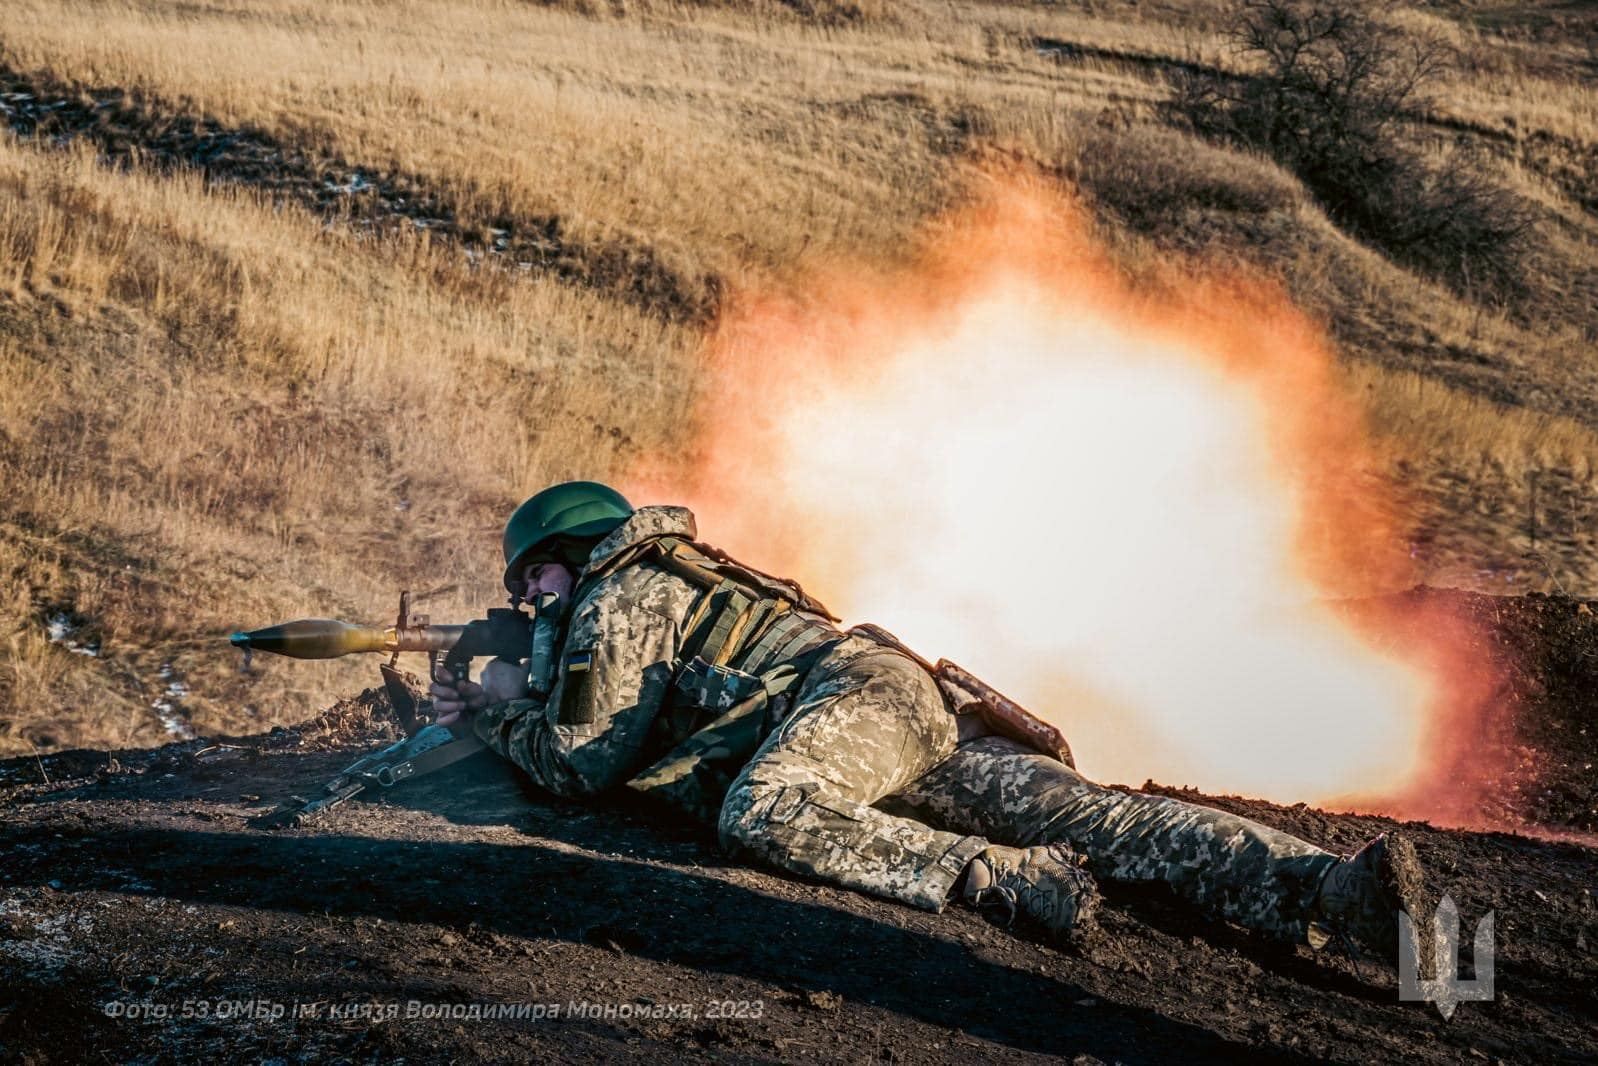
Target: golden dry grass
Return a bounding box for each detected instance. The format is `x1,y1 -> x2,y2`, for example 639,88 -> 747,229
1,0 -> 1596,753
0,133 -> 696,751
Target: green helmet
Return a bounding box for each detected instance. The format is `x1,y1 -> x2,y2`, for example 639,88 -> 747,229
501,481 -> 633,591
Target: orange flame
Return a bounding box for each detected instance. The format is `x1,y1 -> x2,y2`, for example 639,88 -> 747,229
630,169 -> 1508,823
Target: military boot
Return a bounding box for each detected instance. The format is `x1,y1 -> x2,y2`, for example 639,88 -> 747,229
962,844 -> 1099,945
1309,832 -> 1427,963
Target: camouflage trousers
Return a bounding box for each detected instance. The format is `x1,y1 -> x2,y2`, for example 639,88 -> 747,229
720,636 -> 1338,940
719,635 -> 988,911
878,736 -> 1339,941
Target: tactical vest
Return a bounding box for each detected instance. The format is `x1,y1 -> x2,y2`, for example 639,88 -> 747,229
573,533 -> 1074,820
576,535 -> 846,819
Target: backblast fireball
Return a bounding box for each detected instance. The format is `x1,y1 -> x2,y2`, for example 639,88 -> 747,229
634,169 -> 1508,827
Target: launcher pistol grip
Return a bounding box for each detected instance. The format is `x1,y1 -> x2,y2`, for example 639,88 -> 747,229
440,608 -> 533,684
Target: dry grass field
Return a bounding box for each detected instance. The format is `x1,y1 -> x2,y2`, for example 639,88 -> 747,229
1,0 -> 1597,754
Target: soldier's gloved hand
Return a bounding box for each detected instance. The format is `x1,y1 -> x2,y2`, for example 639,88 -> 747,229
430,664 -> 488,726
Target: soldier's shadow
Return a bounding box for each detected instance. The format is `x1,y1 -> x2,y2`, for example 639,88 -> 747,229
17,741 -> 1386,1016
9,745 -> 1326,1063
1090,882 -> 1394,1004
385,757 -> 1387,1006
5,816 -> 1307,1064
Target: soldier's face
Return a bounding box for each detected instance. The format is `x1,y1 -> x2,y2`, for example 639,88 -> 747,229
519,561 -> 576,604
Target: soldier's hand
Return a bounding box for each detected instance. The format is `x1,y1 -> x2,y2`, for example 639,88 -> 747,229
430,664 -> 488,726
478,658 -> 531,704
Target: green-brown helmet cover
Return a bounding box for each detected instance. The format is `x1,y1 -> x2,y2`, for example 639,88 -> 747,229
502,481 -> 633,590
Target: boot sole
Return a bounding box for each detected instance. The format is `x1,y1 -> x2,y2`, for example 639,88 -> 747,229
1377,833 -> 1428,963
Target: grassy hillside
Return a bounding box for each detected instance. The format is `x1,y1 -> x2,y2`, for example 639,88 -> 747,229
2,0 -> 1596,754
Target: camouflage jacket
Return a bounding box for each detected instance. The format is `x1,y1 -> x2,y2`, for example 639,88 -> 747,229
469,505 -> 840,813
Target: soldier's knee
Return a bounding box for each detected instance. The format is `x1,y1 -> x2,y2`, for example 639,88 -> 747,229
718,777 -> 813,854
717,777 -> 772,852
717,786 -> 751,852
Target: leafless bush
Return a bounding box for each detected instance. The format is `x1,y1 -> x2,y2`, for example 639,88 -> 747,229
1363,146 -> 1538,298
1176,0 -> 1535,299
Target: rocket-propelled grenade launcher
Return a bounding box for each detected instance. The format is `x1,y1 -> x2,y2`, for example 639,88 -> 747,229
232,592 -> 534,829
230,591 -> 532,735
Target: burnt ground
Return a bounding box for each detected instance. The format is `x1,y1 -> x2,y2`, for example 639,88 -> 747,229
2,590 -> 1596,1064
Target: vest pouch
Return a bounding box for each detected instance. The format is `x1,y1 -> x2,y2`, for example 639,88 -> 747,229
673,655 -> 764,717
627,686 -> 773,822
628,659 -> 803,821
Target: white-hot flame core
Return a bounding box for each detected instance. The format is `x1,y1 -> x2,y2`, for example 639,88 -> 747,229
700,278 -> 1433,801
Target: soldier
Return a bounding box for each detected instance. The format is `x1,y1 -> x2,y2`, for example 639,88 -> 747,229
432,481 -> 1424,960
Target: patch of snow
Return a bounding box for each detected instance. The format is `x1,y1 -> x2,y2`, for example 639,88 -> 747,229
45,611 -> 100,656
0,937 -> 72,971
151,700 -> 195,740
152,663 -> 196,740
157,664 -> 190,700
324,170 -> 372,195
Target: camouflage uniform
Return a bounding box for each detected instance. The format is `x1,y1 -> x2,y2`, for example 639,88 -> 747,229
470,506 -> 702,798
472,505 -> 1336,940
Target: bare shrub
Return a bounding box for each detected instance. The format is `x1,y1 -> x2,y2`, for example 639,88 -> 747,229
1176,0 -> 1536,300
1361,145 -> 1539,299
1208,1 -> 1446,196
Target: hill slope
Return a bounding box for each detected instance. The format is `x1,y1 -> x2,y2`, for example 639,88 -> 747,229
2,0 -> 1598,753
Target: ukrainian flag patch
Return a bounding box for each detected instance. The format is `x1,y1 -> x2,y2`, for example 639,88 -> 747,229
557,646 -> 598,725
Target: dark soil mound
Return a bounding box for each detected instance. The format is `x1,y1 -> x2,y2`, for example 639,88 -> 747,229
1,590 -> 1594,1063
